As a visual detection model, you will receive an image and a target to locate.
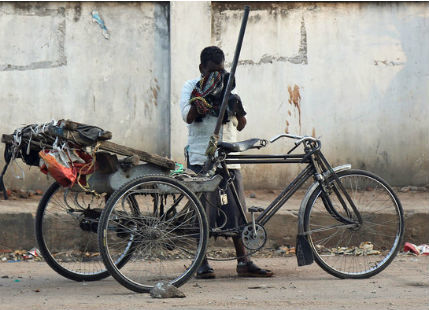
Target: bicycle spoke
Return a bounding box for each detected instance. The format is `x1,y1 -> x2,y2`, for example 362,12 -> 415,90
305,170 -> 403,279
100,177 -> 207,292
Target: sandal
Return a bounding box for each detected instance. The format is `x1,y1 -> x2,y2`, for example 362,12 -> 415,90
196,261 -> 216,279
236,261 -> 273,277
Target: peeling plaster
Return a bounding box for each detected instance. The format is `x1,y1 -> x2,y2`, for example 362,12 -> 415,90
226,17 -> 308,67
374,59 -> 404,66
0,7 -> 66,71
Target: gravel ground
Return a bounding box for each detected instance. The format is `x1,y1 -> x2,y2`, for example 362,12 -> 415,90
0,255 -> 428,310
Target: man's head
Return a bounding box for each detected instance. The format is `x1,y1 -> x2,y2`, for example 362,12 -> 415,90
199,46 -> 225,75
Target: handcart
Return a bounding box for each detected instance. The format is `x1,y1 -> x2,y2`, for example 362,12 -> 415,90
0,119 -> 221,283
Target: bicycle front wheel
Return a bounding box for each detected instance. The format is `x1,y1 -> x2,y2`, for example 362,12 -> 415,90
304,169 -> 404,279
98,175 -> 208,293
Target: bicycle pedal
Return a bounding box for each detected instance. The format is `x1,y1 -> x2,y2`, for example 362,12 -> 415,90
248,206 -> 264,213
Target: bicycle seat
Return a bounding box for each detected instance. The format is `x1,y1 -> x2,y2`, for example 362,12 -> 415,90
218,138 -> 264,153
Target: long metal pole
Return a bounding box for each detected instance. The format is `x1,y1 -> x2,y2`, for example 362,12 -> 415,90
203,6 -> 250,167
213,6 -> 250,137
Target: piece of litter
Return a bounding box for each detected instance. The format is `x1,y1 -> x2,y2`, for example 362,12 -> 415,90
248,285 -> 273,289
150,282 -> 185,299
91,10 -> 110,39
28,248 -> 41,258
404,242 -> 429,256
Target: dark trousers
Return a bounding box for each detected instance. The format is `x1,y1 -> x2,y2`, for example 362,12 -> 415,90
187,163 -> 247,231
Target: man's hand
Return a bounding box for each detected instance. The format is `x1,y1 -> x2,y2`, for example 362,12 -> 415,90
186,105 -> 198,124
187,98 -> 212,124
228,94 -> 246,117
237,115 -> 246,131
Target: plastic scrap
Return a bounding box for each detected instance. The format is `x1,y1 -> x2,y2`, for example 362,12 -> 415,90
0,248 -> 42,262
275,245 -> 296,256
171,163 -> 184,175
39,149 -> 94,187
150,282 -> 185,299
403,242 -> 429,256
91,10 -> 110,39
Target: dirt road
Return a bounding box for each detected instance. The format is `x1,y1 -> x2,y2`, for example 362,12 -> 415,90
0,255 -> 428,310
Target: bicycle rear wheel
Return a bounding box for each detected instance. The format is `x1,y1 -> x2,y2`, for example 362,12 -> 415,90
304,169 -> 404,279
98,175 -> 208,293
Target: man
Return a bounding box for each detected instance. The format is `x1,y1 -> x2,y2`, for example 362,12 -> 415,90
180,46 -> 273,279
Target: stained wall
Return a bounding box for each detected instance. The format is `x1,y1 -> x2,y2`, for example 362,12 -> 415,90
171,2 -> 429,188
1,2 -> 428,190
0,2 -> 170,190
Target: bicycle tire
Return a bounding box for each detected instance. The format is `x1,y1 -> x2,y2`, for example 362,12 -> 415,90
304,169 -> 404,279
35,182 -> 110,281
98,175 -> 208,293
35,182 -> 135,281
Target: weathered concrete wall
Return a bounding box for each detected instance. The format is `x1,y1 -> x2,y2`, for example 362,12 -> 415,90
1,2 -> 428,191
0,2 -> 170,190
170,1 -> 212,167
170,2 -> 429,188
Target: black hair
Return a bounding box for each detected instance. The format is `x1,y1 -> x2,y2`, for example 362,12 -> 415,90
200,46 -> 225,67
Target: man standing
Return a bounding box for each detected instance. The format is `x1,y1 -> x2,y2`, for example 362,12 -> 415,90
180,46 -> 273,279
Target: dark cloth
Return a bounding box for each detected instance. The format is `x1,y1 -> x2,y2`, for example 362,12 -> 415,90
188,164 -> 247,231
190,71 -> 246,123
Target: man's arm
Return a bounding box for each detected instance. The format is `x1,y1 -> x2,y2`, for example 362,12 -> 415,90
180,79 -> 198,123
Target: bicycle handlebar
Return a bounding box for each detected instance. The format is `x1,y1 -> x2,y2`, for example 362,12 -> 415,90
269,134 -> 319,146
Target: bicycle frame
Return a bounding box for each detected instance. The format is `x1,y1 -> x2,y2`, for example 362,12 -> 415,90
213,136 -> 362,233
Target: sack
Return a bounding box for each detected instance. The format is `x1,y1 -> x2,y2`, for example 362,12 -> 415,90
39,150 -> 94,187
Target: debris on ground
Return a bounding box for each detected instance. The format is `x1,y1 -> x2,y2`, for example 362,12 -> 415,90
52,251 -> 100,262
0,248 -> 42,262
315,242 -> 381,256
3,189 -> 42,200
150,282 -> 186,298
274,245 -> 296,256
403,242 -> 429,256
207,246 -> 297,259
248,284 -> 274,289
398,186 -> 428,192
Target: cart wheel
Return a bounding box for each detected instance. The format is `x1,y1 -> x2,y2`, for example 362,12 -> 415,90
35,182 -> 134,281
98,175 -> 208,293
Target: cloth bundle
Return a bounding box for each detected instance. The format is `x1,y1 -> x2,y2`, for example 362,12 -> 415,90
189,70 -> 246,123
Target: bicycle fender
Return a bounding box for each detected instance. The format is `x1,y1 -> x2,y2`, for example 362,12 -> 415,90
297,164 -> 352,235
295,164 -> 351,266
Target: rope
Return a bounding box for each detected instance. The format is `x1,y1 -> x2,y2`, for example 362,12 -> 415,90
75,142 -> 102,197
189,96 -> 212,109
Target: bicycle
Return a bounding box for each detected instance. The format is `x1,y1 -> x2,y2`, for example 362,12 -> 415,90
97,133 -> 404,292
